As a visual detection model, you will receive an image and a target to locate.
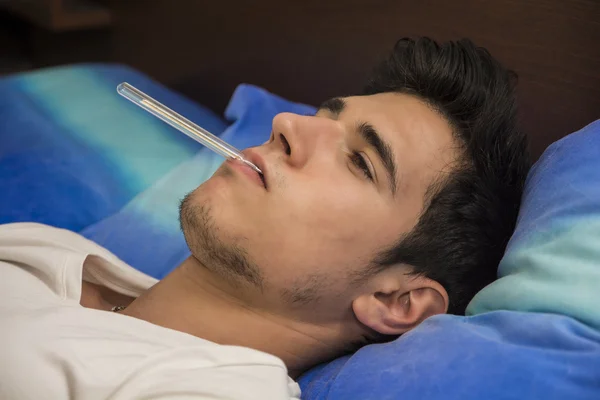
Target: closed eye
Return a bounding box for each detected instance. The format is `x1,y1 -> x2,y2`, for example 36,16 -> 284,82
350,151 -> 374,181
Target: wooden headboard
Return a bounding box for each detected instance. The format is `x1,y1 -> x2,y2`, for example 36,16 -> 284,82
26,0 -> 600,159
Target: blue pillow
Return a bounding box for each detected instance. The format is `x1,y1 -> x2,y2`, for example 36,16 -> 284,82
299,120 -> 600,399
0,63 -> 227,231
467,120 -> 600,331
300,311 -> 600,400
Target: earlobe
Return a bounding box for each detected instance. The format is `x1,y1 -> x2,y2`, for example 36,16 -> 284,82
352,276 -> 449,336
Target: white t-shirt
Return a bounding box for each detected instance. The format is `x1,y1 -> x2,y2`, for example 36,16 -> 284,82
0,223 -> 301,400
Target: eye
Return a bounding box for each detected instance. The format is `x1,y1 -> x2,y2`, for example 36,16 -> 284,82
350,151 -> 374,181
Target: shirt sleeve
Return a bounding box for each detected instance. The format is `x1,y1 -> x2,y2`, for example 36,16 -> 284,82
106,347 -> 300,400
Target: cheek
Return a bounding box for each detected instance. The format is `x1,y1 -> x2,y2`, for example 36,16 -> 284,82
295,183 -> 388,238
255,182 -> 396,276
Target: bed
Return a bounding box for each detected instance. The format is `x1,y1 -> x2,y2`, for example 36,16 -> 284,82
1,0 -> 600,398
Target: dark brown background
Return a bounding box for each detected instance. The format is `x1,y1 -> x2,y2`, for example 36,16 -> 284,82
2,0 -> 599,159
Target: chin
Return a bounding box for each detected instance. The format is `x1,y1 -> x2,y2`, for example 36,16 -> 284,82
182,173 -> 263,240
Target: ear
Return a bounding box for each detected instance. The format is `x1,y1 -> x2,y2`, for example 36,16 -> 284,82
352,271 -> 449,336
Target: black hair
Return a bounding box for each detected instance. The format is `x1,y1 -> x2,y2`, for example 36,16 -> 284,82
363,37 -> 530,315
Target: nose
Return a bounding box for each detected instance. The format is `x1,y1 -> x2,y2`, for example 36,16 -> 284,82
270,112 -> 344,169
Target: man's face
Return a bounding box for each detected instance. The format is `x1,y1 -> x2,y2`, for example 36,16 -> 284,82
180,92 -> 457,320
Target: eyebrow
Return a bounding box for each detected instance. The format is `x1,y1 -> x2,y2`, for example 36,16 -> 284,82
318,98 -> 398,195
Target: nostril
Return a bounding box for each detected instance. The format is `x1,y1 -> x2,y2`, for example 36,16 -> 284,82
280,133 -> 291,156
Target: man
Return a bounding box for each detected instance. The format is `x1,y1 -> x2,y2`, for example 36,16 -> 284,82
0,37 -> 529,399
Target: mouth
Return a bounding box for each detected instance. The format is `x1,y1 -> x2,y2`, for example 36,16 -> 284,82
240,149 -> 268,189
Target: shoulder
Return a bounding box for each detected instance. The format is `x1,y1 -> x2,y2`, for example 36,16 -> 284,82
2,307 -> 299,399
0,222 -> 152,308
107,343 -> 300,399
0,223 -> 88,301
0,222 -> 104,253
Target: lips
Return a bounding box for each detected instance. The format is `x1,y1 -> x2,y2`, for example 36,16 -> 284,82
240,149 -> 267,189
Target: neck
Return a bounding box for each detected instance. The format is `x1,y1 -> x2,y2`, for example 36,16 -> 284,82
122,257 -> 352,378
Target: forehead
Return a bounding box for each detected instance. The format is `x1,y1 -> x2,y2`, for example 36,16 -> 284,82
348,92 -> 456,169
342,92 -> 455,153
